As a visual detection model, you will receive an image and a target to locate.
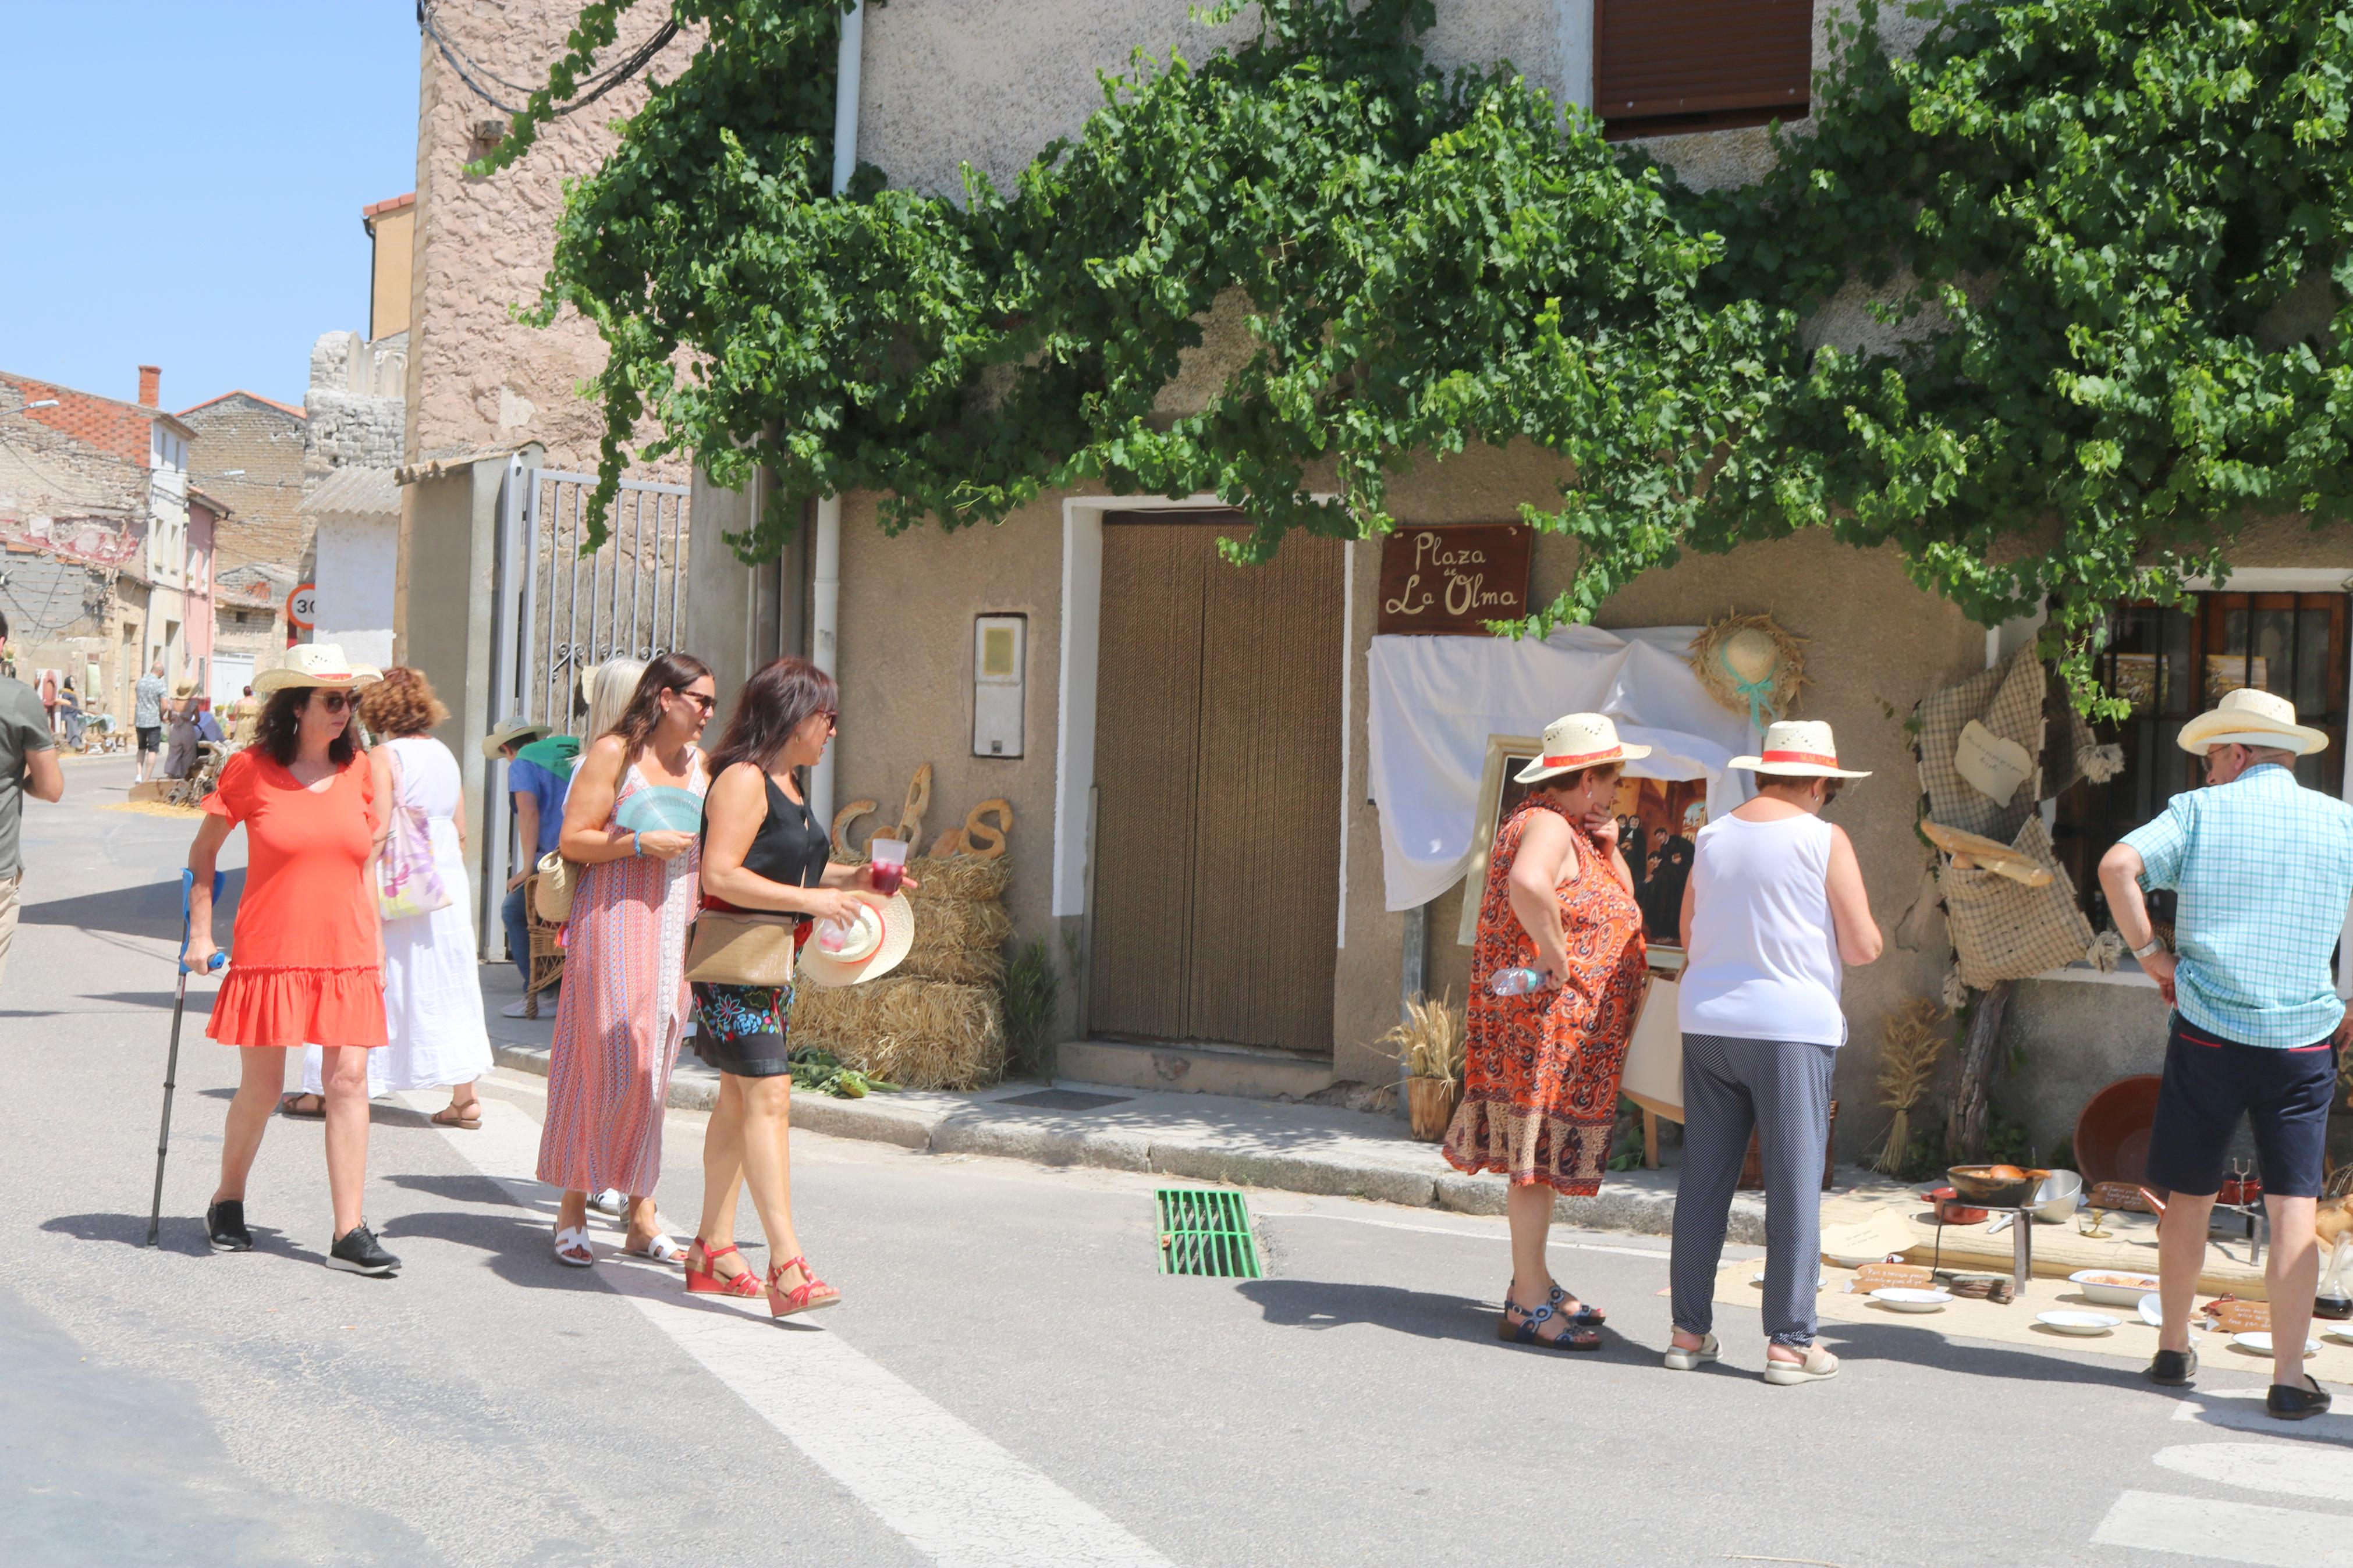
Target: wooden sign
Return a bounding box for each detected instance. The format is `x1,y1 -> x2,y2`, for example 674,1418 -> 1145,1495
1377,524 -> 1532,635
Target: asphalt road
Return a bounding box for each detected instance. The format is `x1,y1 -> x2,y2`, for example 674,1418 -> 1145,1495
8,758 -> 2353,1567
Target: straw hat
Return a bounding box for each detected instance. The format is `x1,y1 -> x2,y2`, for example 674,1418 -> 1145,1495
1729,719 -> 1872,779
481,715 -> 551,759
2177,687 -> 2329,756
798,893 -> 916,988
252,643 -> 382,696
1513,713 -> 1651,785
171,678 -> 196,699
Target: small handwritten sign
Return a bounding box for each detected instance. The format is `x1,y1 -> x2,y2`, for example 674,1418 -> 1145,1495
1376,524 -> 1533,636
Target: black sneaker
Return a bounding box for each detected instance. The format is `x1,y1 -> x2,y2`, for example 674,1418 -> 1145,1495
2148,1347 -> 2197,1386
2269,1375 -> 2333,1421
327,1222 -> 400,1277
205,1200 -> 253,1253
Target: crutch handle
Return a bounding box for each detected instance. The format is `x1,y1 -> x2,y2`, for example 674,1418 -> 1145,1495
176,867 -> 226,973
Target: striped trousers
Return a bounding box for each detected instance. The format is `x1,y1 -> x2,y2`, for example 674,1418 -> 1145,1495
1669,1033 -> 1836,1347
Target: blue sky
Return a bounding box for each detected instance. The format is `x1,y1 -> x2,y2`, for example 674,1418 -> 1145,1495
0,3 -> 420,411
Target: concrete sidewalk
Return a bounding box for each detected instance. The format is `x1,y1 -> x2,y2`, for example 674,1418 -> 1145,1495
481,976 -> 1797,1242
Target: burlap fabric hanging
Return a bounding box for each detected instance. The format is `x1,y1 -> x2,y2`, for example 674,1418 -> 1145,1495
1915,649 -> 2047,840
1937,817 -> 2099,988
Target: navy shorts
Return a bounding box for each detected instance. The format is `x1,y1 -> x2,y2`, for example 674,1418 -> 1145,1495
2144,1014 -> 2338,1200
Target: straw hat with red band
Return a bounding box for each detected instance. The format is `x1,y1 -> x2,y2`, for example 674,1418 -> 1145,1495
251,642 -> 383,697
1513,713 -> 1651,785
1728,719 -> 1871,780
798,892 -> 916,988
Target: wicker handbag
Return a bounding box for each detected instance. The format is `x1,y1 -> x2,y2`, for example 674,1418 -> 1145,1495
533,850 -> 577,923
684,911 -> 805,987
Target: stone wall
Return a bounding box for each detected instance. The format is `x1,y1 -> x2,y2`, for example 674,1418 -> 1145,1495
179,393 -> 311,581
407,2 -> 694,478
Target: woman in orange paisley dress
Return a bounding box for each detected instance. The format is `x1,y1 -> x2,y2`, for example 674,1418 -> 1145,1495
1443,713 -> 1649,1352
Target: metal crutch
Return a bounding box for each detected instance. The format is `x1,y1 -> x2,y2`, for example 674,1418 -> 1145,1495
146,867 -> 226,1247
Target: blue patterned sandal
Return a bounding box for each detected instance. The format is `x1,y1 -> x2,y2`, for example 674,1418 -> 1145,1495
1499,1295 -> 1602,1352
1549,1282 -> 1606,1327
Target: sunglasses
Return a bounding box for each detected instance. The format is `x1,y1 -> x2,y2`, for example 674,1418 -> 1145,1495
311,692 -> 355,714
673,690 -> 716,714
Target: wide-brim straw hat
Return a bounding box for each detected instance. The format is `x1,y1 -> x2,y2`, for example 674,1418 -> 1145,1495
1729,719 -> 1872,778
2177,687 -> 2329,756
798,893 -> 916,988
252,643 -> 382,696
481,716 -> 551,758
171,678 -> 196,699
1514,713 -> 1651,785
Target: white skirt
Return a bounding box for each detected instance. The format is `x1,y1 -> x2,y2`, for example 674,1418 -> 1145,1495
304,818 -> 492,1096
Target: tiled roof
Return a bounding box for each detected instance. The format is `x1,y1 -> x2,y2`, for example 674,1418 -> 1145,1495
177,389 -> 306,421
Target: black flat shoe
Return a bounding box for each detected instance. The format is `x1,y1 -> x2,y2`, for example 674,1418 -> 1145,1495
2148,1347 -> 2197,1386
327,1222 -> 400,1277
205,1200 -> 253,1253
2268,1375 -> 2333,1421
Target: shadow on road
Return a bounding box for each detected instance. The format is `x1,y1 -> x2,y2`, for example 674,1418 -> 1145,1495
1236,1278 -> 1493,1341
80,990 -> 216,1014
41,1211 -> 292,1260
19,870 -> 245,943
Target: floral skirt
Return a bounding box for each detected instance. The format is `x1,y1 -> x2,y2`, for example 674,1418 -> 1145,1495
691,980 -> 794,1079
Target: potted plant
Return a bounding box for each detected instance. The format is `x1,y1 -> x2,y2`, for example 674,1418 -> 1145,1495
1381,991 -> 1465,1143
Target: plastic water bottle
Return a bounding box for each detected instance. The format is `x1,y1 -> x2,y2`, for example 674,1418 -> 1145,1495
1490,966 -> 1549,996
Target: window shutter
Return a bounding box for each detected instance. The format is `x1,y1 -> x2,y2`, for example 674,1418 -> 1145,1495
1593,0 -> 1814,138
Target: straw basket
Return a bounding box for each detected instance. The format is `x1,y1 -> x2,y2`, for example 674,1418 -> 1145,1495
1406,1078 -> 1460,1142
790,854 -> 1012,1088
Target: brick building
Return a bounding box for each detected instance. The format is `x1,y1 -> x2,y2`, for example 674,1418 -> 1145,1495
0,367 -> 200,724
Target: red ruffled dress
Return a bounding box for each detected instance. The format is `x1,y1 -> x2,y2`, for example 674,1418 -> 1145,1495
203,749 -> 386,1049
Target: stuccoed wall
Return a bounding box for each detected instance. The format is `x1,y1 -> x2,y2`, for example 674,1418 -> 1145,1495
857,0 -> 1595,201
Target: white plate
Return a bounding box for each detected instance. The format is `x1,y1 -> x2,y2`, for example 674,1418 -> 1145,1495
1870,1287 -> 1953,1313
2038,1310 -> 2120,1336
2069,1269 -> 2162,1307
2233,1331 -> 2319,1358
2322,1327 -> 2353,1347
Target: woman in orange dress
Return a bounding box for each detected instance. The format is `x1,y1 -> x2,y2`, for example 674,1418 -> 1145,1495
1443,713 -> 1649,1352
184,645 -> 398,1275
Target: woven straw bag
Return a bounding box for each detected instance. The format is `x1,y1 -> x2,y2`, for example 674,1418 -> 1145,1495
533,851 -> 577,923
684,911 -> 805,987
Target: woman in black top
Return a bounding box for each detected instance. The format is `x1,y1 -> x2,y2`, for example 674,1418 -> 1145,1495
687,655 -> 902,1316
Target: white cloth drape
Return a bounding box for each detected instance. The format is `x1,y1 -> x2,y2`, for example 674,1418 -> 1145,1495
1365,625 -> 1760,912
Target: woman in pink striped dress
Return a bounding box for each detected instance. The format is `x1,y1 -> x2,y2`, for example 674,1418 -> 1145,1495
537,653 -> 715,1267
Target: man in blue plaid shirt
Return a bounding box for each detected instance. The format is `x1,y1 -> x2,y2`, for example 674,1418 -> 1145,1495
2102,687 -> 2353,1420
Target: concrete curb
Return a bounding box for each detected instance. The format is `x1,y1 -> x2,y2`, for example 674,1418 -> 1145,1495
489,1040 -> 1781,1243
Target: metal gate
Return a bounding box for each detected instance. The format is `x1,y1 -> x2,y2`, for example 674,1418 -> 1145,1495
481,457 -> 692,950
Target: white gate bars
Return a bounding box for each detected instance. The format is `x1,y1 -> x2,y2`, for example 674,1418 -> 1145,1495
481,457 -> 693,953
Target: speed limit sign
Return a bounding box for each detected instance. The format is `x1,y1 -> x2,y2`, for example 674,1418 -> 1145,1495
286,583 -> 318,630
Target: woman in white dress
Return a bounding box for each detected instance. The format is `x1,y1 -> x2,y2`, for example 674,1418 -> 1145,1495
282,667 -> 494,1123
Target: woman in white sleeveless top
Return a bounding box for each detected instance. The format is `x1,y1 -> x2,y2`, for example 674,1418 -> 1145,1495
290,669 -> 492,1122
1663,721 -> 1882,1386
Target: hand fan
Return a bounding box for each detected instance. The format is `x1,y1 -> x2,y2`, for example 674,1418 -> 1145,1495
616,785 -> 704,835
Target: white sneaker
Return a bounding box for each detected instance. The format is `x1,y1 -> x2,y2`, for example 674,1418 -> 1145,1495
588,1189 -> 627,1217
499,997 -> 538,1018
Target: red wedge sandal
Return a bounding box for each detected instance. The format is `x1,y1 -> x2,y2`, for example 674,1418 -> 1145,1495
766,1255 -> 841,1318
684,1239 -> 762,1299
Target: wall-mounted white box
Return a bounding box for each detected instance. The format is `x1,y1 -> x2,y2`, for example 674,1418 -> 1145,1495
973,614 -> 1025,758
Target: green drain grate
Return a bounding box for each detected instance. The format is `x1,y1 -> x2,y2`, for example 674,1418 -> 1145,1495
1156,1187 -> 1262,1278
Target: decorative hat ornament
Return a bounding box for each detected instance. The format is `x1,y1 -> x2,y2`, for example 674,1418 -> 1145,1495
1688,613 -> 1808,731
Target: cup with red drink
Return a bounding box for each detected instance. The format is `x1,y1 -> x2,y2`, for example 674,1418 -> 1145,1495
868,837 -> 910,897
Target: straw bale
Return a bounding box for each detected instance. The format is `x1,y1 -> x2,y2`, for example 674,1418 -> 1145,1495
897,944 -> 1007,987
793,976 -> 1005,1090
907,893 -> 1013,957
908,854 -> 1010,903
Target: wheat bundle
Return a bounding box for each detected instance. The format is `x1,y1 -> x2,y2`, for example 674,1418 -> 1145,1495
792,976 -> 1005,1089
1870,998 -> 1950,1175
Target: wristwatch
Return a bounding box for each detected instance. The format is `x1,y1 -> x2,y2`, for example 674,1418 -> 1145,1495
2132,935 -> 2166,961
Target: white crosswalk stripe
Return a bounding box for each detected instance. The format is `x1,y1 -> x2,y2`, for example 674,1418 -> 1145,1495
404,1091 -> 1176,1568
2153,1442 -> 2353,1503
2093,1489 -> 2353,1566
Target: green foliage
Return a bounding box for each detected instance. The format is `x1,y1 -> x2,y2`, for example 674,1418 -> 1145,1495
787,1044 -> 898,1098
1000,938 -> 1062,1079
505,0 -> 2353,711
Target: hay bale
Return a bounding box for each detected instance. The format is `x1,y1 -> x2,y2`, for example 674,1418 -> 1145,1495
908,854 -> 1010,903
897,945 -> 1006,986
906,893 -> 1013,956
792,976 -> 1005,1089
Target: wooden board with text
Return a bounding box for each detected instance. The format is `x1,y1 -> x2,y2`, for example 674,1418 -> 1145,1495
1376,524 -> 1533,635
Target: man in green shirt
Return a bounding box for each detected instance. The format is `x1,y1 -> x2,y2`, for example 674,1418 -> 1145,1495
0,609 -> 65,986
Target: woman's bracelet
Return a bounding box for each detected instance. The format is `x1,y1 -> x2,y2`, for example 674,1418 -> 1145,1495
631,831 -> 643,858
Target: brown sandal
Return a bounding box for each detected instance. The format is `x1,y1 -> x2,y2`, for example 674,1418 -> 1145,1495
431,1103 -> 481,1130
277,1093 -> 325,1120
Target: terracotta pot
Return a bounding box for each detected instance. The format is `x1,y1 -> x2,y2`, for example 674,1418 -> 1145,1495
1407,1077 -> 1460,1143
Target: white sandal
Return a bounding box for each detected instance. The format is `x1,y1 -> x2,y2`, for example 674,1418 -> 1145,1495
626,1232 -> 687,1265
552,1225 -> 597,1268
1763,1344 -> 1839,1385
1663,1332 -> 1719,1371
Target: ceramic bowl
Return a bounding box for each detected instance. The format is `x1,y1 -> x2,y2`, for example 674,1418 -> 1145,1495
2233,1331 -> 2319,1358
2038,1310 -> 2120,1336
1870,1287 -> 1953,1314
2070,1269 -> 2162,1308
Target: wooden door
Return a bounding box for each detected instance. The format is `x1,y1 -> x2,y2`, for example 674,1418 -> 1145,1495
1089,518 -> 1343,1054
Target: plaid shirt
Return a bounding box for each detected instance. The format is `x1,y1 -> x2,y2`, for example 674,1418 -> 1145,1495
2123,763 -> 2353,1047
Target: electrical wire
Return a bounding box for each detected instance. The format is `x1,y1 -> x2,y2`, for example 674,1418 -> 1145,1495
416,0 -> 682,121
